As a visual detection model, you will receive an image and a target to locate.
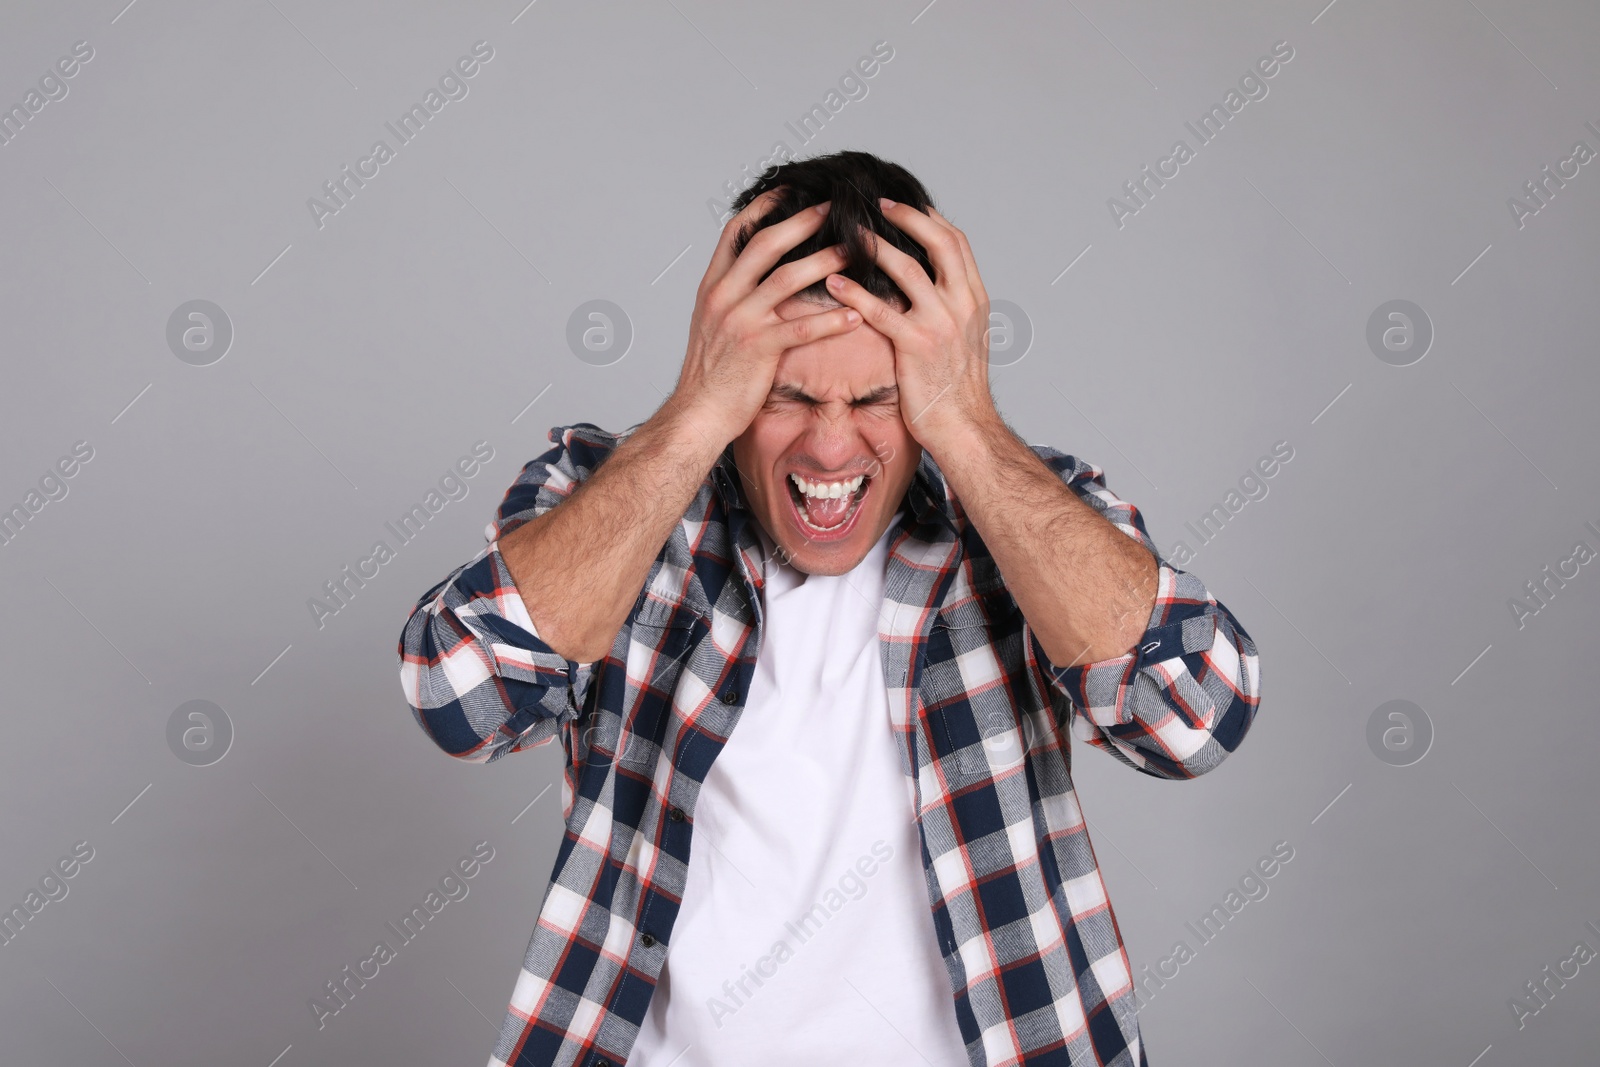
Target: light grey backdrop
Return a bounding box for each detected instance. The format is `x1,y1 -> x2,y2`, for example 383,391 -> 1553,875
2,0 -> 1597,1063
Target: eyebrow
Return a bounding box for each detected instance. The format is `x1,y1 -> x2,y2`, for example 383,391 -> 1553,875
769,383 -> 899,406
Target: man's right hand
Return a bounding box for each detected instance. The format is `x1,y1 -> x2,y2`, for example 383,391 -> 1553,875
670,190 -> 862,446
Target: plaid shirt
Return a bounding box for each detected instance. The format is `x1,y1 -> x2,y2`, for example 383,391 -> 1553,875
399,422 -> 1261,1067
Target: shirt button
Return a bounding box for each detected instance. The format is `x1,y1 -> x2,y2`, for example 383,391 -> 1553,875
720,687 -> 739,705
669,807 -> 686,823
641,932 -> 657,948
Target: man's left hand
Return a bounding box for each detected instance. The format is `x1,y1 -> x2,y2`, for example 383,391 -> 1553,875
823,200 -> 1000,454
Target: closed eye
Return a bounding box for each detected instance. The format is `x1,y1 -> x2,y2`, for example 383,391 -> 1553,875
850,386 -> 899,408
767,384 -> 899,408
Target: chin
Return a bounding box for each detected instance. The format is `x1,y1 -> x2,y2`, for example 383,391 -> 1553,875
778,538 -> 874,576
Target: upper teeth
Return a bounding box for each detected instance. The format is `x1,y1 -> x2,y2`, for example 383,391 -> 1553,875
790,473 -> 865,499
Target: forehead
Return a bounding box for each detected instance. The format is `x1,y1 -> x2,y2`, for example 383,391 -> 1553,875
771,296 -> 896,398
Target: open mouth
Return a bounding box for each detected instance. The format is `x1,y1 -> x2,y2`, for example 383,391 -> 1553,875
784,470 -> 872,542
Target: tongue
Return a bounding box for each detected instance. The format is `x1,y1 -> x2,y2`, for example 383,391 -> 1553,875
803,492 -> 851,529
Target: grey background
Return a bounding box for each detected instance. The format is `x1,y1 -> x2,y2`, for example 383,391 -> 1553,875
1,0 -> 1596,1063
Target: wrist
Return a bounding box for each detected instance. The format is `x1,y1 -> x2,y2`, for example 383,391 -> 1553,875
915,401 -> 1009,467
648,395 -> 738,468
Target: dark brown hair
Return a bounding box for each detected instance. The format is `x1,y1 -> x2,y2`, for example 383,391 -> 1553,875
726,150 -> 938,309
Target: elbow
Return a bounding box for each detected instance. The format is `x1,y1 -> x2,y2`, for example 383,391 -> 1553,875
1161,604 -> 1262,776
1115,663 -> 1260,780
397,608 -> 515,765
410,701 -> 501,763
403,678 -> 563,765
1167,684 -> 1261,779
397,569 -> 585,764
402,656 -> 578,767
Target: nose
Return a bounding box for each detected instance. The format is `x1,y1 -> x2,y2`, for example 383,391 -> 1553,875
804,404 -> 862,471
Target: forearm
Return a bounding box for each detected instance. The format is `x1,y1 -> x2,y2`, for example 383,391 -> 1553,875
929,415 -> 1157,665
498,400 -> 725,662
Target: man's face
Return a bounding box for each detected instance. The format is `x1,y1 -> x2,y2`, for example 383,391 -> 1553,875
731,295 -> 921,575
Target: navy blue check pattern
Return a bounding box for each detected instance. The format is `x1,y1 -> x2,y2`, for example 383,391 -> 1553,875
399,423 -> 1262,1067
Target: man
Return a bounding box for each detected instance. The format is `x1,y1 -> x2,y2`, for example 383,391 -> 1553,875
400,150 -> 1261,1067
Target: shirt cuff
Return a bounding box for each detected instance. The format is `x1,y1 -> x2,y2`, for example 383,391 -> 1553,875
468,542 -> 596,716
1041,560 -> 1190,727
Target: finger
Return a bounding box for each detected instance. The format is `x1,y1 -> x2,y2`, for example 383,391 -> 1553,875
702,187 -> 789,293
862,232 -> 943,311
926,206 -> 987,305
719,201 -> 835,297
746,242 -> 850,315
878,199 -> 967,297
761,303 -> 862,352
824,273 -> 912,343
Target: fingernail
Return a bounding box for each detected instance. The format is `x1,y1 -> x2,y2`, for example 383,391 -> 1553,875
816,201 -> 832,216
827,274 -> 844,289
844,309 -> 861,323
879,197 -> 896,210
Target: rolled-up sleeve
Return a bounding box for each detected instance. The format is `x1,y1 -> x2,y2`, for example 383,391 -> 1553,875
1025,447 -> 1262,780
397,423 -> 621,763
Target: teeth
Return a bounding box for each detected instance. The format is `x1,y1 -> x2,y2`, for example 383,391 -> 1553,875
789,473 -> 866,499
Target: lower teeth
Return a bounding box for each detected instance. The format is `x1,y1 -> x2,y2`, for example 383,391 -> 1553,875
796,484 -> 865,532
801,510 -> 846,531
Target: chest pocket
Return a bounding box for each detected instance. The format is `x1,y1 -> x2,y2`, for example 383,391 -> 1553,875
577,610 -> 705,771
628,612 -> 707,768
922,591 -> 1039,778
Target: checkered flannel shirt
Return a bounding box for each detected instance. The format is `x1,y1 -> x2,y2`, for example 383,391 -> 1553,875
399,422 -> 1262,1067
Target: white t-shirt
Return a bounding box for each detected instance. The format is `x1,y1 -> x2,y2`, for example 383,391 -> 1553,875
629,515 -> 970,1066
